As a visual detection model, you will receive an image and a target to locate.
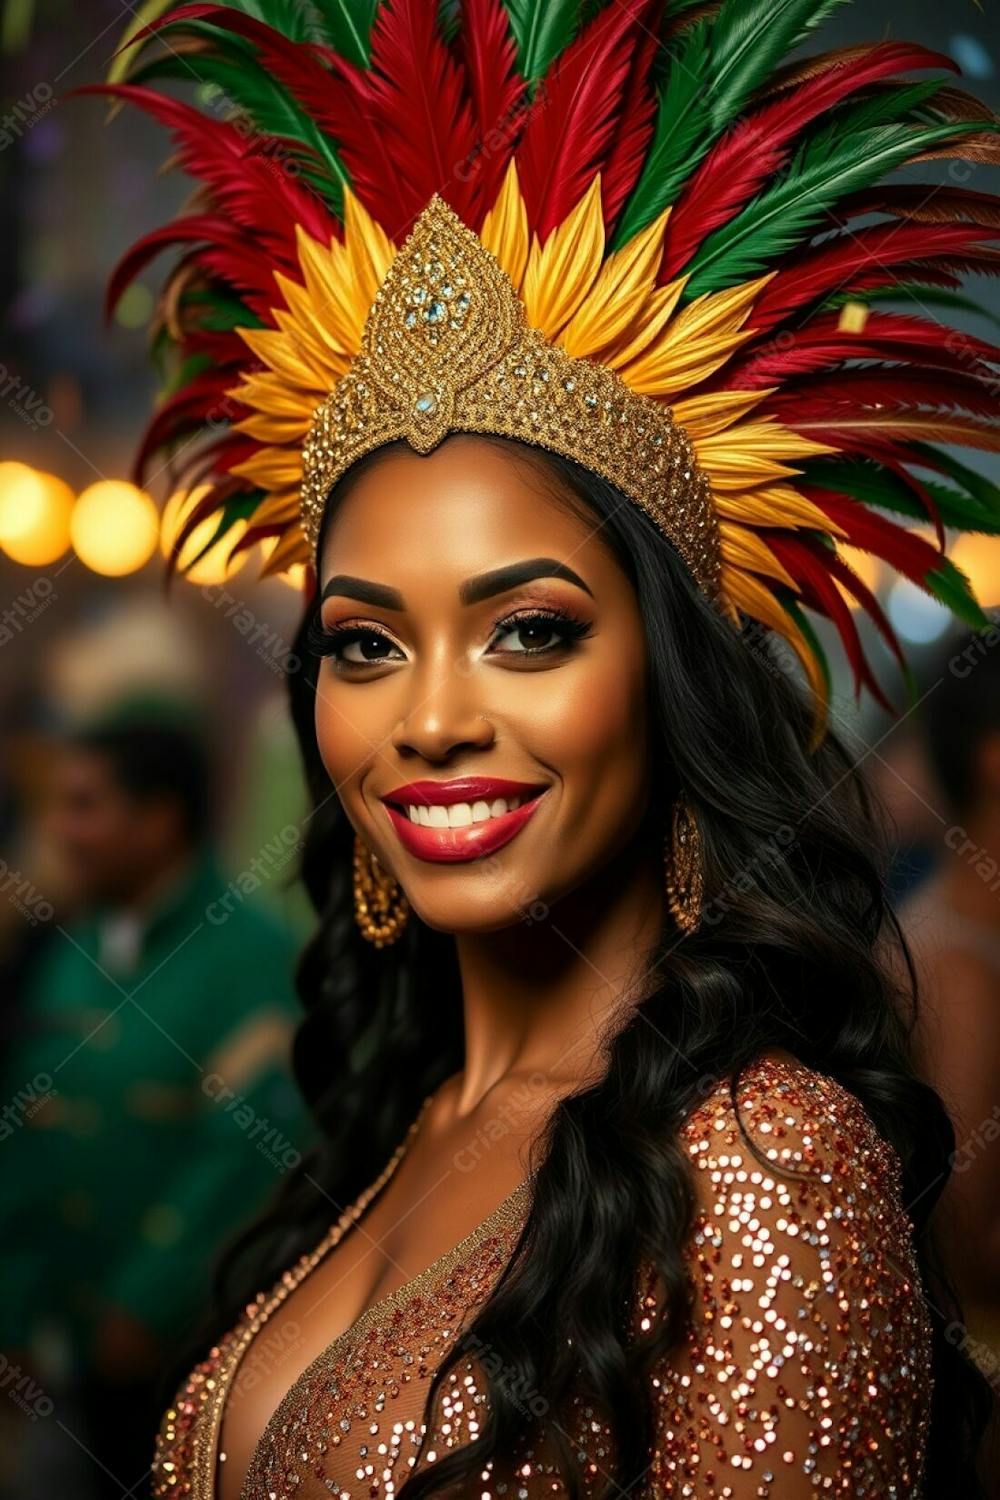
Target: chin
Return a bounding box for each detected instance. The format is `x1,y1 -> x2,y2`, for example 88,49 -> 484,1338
405,888 -> 547,937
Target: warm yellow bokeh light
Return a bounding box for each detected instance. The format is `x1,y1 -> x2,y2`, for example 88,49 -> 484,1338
161,485 -> 248,586
71,481 -> 159,576
0,464 -> 74,564
951,533 -> 1000,608
275,562 -> 308,590
832,543 -> 883,608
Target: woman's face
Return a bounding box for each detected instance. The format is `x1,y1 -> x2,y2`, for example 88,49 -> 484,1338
315,434 -> 653,934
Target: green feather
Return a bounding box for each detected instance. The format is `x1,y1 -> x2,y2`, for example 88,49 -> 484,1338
910,441 -> 1000,519
775,587 -> 832,699
801,456 -> 1000,534
160,350 -> 212,401
925,557 -> 991,629
182,288 -> 266,333
181,488 -> 268,571
217,0 -> 320,43
501,0 -> 580,84
822,283 -> 1000,332
680,118 -> 993,299
613,0 -> 849,248
438,0 -> 461,45
130,21 -> 349,206
307,0 -> 381,64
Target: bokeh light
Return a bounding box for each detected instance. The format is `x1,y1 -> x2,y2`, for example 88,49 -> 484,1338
71,481 -> 159,576
950,533 -> 1000,608
161,485 -> 248,586
833,544 -> 882,608
0,464 -> 74,565
886,578 -> 952,645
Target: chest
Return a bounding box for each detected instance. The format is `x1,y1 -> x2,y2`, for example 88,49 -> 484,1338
214,1164 -> 532,1500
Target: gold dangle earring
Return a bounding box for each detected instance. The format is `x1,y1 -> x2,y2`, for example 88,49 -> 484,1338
353,832 -> 410,948
664,796 -> 703,935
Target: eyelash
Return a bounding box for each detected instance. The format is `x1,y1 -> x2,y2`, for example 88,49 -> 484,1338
306,605 -> 592,670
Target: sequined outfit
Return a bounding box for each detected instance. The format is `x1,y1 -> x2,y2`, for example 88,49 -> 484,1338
151,1055 -> 932,1497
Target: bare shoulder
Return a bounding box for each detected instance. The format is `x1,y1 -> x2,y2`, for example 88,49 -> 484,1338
644,1051 -> 934,1496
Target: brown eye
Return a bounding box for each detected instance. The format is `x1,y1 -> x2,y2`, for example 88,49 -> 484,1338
488,608 -> 592,657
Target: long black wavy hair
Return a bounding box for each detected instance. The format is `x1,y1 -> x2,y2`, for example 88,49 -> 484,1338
180,435 -> 994,1496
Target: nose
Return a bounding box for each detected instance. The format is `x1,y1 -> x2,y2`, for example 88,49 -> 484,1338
390,671 -> 495,764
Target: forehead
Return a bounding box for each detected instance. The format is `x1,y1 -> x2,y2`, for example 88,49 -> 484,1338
318,436 -> 612,586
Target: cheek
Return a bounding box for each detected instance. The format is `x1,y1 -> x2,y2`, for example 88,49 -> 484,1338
524,636 -> 650,817
314,679 -> 379,805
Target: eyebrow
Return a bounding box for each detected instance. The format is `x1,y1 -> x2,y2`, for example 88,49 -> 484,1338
320,557 -> 594,609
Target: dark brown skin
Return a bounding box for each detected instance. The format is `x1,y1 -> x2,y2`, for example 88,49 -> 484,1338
217,434 -> 669,1494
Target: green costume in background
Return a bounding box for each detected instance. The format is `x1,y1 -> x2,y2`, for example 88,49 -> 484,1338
0,849 -> 311,1374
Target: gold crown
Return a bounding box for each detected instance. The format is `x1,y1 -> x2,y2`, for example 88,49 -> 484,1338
300,195 -> 721,597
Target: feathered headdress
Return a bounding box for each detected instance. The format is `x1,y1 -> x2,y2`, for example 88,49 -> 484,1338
82,0 -> 1000,735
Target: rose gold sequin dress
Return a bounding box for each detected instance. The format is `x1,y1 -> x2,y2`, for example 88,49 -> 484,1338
151,1055 -> 932,1497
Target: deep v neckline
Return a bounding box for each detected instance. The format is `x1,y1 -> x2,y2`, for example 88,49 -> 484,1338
210,1094 -> 536,1499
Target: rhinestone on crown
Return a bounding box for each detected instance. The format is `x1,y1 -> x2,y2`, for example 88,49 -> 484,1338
300,195 -> 721,598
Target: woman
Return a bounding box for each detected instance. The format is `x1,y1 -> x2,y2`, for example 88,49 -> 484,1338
85,1 -> 1000,1494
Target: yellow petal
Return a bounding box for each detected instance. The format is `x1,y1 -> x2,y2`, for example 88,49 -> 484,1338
714,483 -> 847,536
559,204 -> 672,359
720,522 -> 799,590
479,159 -> 530,291
231,447 -> 303,489
619,274 -> 772,394
603,277 -> 687,370
522,174 -> 605,338
671,388 -> 770,439
229,372 -> 321,419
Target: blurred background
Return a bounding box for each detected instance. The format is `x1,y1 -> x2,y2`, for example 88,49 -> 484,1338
0,0 -> 999,1495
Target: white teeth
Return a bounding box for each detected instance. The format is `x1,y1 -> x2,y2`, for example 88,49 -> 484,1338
404,796 -> 527,827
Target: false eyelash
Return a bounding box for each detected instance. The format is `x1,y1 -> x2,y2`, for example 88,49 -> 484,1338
305,612 -> 388,660
489,606 -> 592,653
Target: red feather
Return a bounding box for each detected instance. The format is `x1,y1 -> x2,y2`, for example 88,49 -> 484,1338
831,182 -> 1000,229
764,367 -> 1000,420
77,84 -> 333,252
660,43 -> 957,280
104,214 -> 286,317
800,488 -> 955,587
713,319 -> 1000,394
748,221 -> 999,332
124,4 -> 413,234
133,373 -> 251,480
456,0 -> 528,227
823,546 -> 907,676
515,0 -> 661,243
361,0 -> 482,229
768,533 -> 893,708
601,0 -> 666,237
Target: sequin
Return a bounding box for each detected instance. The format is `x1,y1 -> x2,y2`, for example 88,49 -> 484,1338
150,1056 -> 932,1497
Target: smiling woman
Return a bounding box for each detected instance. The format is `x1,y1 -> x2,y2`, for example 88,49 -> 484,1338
85,0 -> 1000,1495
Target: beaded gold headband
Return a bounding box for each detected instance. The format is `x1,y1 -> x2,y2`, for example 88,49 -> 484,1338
300,196 -> 721,599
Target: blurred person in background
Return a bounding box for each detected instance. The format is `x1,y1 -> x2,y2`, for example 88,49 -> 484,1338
0,704 -> 309,1498
900,626 -> 1000,1398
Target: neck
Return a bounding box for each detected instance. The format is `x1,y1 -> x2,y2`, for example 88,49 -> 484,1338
450,831 -> 667,1115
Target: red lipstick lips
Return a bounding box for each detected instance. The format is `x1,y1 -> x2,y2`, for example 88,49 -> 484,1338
379,778 -> 548,863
